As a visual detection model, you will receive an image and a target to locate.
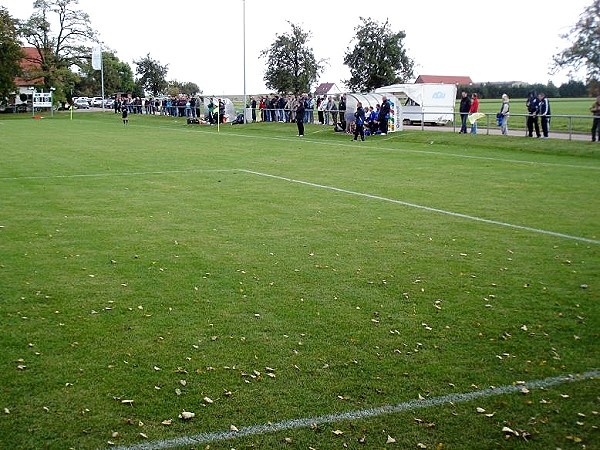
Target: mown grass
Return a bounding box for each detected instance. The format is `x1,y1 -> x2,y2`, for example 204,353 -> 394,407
0,112 -> 599,449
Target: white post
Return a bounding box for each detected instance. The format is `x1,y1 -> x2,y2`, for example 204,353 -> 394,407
243,0 -> 247,123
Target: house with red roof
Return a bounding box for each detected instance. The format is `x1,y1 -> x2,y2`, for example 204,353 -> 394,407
4,47 -> 43,111
415,75 -> 473,85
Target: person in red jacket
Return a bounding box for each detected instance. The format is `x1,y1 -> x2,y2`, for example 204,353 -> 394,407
469,93 -> 480,134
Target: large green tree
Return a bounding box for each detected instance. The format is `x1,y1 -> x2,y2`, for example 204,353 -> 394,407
134,53 -> 168,96
167,80 -> 201,97
343,17 -> 414,92
551,0 -> 600,83
0,7 -> 23,102
19,0 -> 98,102
76,50 -> 135,97
260,22 -> 325,94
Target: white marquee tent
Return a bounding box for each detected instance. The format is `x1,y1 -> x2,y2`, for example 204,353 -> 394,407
375,83 -> 457,125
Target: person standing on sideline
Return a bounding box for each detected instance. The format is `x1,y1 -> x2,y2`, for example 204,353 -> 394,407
590,95 -> 600,142
459,91 -> 471,133
499,94 -> 510,135
526,92 -> 541,137
295,97 -> 305,137
338,95 -> 347,131
250,97 -> 257,123
353,101 -> 366,141
469,93 -> 479,134
538,92 -> 551,138
379,96 -> 391,135
121,105 -> 128,126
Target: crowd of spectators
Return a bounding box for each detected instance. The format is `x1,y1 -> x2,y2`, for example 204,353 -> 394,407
249,94 -> 348,128
113,95 -> 225,122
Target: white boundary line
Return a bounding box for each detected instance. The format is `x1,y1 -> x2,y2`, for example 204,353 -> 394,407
108,370 -> 599,450
2,167 -> 597,245
0,168 -> 235,181
146,124 -> 600,171
241,169 -> 600,245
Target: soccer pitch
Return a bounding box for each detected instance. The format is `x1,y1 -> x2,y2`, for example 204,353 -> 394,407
1,113 -> 599,449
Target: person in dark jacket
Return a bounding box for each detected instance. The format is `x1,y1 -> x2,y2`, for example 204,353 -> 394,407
338,95 -> 347,131
353,101 -> 366,141
526,92 -> 541,138
379,96 -> 391,135
590,95 -> 600,142
459,91 -> 471,133
296,97 -> 305,137
537,93 -> 551,138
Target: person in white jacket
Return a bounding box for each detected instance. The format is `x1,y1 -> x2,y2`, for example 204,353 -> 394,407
499,94 -> 510,135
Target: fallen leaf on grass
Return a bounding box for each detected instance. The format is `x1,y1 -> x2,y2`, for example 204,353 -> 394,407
161,419 -> 172,425
386,435 -> 396,443
178,411 -> 195,420
332,429 -> 344,435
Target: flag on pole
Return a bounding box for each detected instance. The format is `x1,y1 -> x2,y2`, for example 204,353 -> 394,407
92,46 -> 102,70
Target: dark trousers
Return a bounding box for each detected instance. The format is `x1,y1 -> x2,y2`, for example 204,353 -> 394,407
296,120 -> 304,136
460,113 -> 468,133
527,115 -> 540,137
541,116 -> 550,137
353,124 -> 365,140
592,117 -> 600,141
379,117 -> 388,134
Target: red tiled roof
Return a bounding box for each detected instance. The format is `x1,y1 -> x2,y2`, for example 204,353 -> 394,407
15,47 -> 43,86
415,75 -> 473,85
314,82 -> 335,95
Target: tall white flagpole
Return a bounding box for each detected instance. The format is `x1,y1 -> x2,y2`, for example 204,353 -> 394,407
243,0 -> 247,123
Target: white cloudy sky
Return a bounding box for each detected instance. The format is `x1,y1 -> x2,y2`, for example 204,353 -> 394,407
2,0 -> 591,94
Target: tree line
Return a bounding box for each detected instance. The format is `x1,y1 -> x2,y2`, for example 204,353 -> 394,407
1,0 -> 598,106
457,79 -> 589,100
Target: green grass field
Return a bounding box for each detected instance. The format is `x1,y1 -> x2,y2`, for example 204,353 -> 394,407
1,112 -> 599,449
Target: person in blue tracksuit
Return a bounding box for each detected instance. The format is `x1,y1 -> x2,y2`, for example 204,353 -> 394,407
537,93 -> 551,138
353,101 -> 366,141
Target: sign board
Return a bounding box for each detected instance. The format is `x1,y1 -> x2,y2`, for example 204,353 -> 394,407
92,46 -> 102,70
33,92 -> 53,108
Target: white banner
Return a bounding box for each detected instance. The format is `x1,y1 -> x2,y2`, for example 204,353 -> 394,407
33,92 -> 52,108
92,46 -> 102,70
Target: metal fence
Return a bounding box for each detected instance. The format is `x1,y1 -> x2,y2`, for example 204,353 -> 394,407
410,111 -> 594,141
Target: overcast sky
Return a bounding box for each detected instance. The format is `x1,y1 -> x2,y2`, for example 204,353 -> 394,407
2,0 -> 591,95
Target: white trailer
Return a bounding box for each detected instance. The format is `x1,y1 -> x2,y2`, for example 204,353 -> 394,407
375,83 -> 457,125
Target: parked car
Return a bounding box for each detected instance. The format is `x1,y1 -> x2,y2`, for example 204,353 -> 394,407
104,98 -> 115,109
74,98 -> 90,109
91,97 -> 104,107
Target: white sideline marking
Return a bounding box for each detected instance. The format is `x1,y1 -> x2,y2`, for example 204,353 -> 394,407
241,169 -> 600,245
0,168 -> 234,181
174,125 -> 600,171
107,370 -> 599,450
